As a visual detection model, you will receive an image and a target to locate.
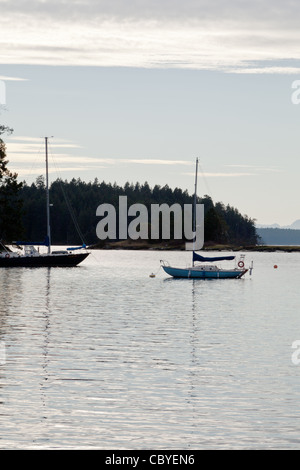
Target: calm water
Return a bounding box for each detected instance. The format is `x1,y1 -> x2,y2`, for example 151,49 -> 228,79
0,249 -> 300,449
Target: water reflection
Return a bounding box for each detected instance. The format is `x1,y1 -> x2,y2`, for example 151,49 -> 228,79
40,269 -> 51,420
0,251 -> 300,449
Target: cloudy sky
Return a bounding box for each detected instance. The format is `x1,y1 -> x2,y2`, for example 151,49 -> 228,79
1,0 -> 300,225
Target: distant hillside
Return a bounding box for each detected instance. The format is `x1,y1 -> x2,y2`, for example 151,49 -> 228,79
290,219 -> 300,230
257,219 -> 300,230
257,227 -> 300,245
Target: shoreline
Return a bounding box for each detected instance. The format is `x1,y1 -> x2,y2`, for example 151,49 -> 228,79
88,240 -> 300,252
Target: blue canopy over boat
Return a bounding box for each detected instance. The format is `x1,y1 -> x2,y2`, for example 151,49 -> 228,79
193,251 -> 235,263
67,244 -> 87,251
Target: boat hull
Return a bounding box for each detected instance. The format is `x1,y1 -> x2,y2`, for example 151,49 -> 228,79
162,265 -> 247,279
0,252 -> 89,268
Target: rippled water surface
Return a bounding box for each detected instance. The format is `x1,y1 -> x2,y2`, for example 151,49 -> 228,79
0,249 -> 300,449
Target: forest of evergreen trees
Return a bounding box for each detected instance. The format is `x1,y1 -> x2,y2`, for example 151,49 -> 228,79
0,126 -> 23,242
0,126 -> 258,248
18,176 -> 258,247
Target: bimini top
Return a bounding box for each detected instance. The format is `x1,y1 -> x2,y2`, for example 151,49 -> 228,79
193,251 -> 235,263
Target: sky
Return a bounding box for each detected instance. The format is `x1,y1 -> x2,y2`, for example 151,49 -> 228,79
1,0 -> 300,226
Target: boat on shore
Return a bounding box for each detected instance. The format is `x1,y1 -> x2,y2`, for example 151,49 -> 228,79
0,137 -> 89,268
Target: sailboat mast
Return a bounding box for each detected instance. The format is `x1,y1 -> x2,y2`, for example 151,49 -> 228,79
192,158 -> 199,266
45,137 -> 51,254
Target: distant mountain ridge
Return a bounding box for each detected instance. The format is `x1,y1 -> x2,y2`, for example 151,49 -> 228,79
256,226 -> 300,246
256,219 -> 300,230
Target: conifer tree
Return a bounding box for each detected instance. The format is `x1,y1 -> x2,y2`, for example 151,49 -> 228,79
0,125 -> 23,242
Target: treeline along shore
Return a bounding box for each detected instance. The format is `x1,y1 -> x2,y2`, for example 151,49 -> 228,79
18,177 -> 259,248
1,127 -> 299,252
4,173 -> 300,252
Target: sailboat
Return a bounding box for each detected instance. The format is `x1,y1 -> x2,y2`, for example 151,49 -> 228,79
160,158 -> 251,279
0,137 -> 89,268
